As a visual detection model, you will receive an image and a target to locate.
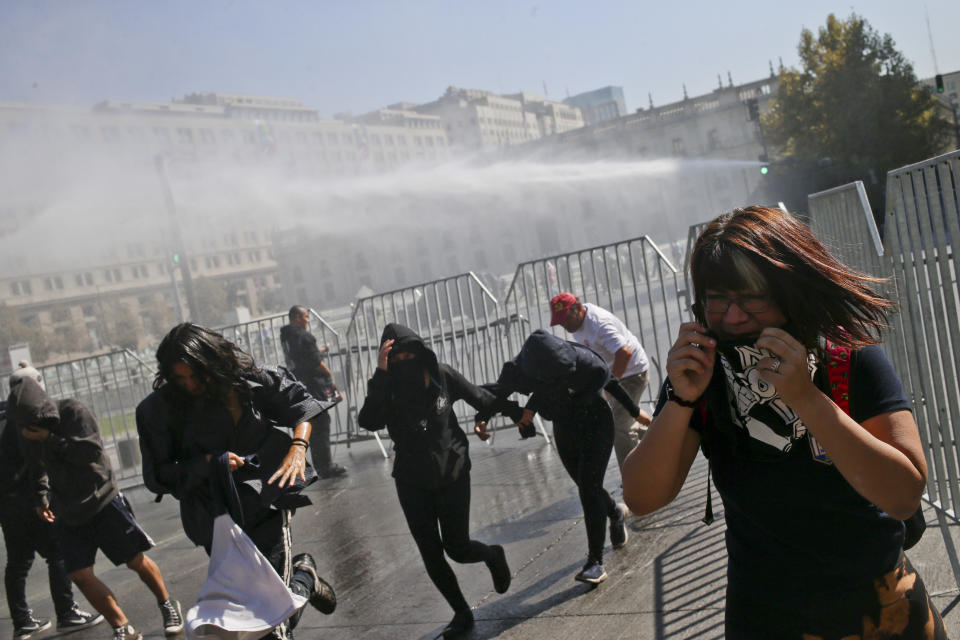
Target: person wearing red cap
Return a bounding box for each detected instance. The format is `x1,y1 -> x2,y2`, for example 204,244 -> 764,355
549,293 -> 652,470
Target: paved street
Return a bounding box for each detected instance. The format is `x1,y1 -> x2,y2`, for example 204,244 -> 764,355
3,431 -> 959,639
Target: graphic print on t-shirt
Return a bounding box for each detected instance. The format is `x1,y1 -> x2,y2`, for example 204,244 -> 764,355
718,343 -> 817,454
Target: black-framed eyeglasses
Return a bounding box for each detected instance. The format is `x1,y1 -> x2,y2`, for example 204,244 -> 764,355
703,293 -> 772,314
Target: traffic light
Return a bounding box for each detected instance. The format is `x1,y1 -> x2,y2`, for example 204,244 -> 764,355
747,98 -> 760,121
759,153 -> 769,175
936,74 -> 945,94
171,252 -> 180,265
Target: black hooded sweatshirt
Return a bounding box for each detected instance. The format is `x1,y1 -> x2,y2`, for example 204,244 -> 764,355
7,378 -> 118,526
357,323 -> 513,490
484,329 -> 639,422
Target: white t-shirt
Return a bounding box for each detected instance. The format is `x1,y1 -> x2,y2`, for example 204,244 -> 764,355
571,303 -> 649,378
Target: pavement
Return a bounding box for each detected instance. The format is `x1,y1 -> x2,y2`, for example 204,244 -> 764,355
3,431 -> 959,640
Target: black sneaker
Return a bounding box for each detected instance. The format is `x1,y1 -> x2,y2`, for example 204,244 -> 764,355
57,604 -> 105,631
158,598 -> 184,635
14,616 -> 51,639
112,623 -> 143,640
319,464 -> 347,479
610,502 -> 629,549
574,559 -> 608,584
485,544 -> 511,594
292,552 -> 337,614
440,608 -> 474,638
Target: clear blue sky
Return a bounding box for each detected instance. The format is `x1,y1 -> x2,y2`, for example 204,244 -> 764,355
1,0 -> 958,118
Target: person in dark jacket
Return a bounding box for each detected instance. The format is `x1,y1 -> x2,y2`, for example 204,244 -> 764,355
8,376 -> 181,640
280,305 -> 347,479
484,329 -> 634,585
136,323 -> 338,640
357,323 -> 513,639
1,364 -> 103,639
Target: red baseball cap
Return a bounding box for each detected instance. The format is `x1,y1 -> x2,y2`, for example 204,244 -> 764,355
549,293 -> 579,326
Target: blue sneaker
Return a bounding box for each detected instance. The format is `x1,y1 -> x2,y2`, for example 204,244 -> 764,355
574,559 -> 607,584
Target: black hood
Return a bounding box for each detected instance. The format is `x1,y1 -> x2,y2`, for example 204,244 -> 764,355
7,377 -> 59,430
517,329 -> 577,383
379,323 -> 440,380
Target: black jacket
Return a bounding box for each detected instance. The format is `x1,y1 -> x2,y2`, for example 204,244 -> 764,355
357,323 -> 513,490
485,329 -> 637,422
7,378 -> 118,526
136,367 -> 333,548
0,401 -> 30,500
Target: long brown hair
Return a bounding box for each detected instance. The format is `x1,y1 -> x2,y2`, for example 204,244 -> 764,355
690,205 -> 894,349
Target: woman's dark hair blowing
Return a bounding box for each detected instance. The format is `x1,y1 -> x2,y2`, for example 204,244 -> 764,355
154,323 -> 257,398
690,205 -> 894,349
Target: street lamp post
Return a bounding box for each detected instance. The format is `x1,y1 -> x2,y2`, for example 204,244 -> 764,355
155,155 -> 199,322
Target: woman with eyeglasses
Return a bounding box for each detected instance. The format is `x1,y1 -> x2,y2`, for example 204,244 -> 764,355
622,206 -> 945,639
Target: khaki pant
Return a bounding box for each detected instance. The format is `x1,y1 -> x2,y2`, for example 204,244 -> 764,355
609,371 -> 649,469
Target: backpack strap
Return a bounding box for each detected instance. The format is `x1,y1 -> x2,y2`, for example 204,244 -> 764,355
823,339 -> 852,415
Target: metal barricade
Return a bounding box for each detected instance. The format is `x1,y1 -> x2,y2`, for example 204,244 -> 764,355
807,181 -> 913,386
883,149 -> 960,588
215,310 -> 349,446
16,350 -> 157,483
343,273 -> 503,455
500,236 -> 690,407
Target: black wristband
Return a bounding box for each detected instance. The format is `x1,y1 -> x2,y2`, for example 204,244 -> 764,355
291,437 -> 309,448
666,382 -> 700,408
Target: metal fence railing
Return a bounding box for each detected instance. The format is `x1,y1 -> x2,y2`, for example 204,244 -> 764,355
215,309 -> 349,447
0,349 -> 158,484
342,273 -> 504,454
807,152 -> 960,590
500,236 -> 690,405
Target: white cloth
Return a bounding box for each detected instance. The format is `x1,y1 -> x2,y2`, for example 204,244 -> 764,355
186,514 -> 307,640
571,303 -> 649,377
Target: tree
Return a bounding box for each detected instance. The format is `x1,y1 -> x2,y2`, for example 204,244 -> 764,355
0,304 -> 49,362
764,14 -> 950,183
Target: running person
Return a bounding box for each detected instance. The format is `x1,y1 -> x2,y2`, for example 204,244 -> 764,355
357,324 -> 512,638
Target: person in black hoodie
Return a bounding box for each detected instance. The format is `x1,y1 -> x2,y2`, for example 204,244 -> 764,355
279,305 -> 347,479
484,329 -> 639,585
357,323 -> 513,638
136,323 -> 338,640
1,365 -> 103,639
8,376 -> 181,640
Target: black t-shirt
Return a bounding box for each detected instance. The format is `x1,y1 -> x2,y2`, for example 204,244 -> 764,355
656,345 -> 911,599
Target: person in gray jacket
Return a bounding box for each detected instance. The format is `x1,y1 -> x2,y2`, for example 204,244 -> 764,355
8,376 -> 181,640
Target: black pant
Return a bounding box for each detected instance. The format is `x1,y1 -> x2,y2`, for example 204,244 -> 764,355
0,496 -> 75,625
396,472 -> 494,614
553,396 -> 617,563
308,410 -> 333,474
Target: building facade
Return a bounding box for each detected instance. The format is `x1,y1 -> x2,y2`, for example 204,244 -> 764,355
564,86 -> 627,125
0,92 -> 451,358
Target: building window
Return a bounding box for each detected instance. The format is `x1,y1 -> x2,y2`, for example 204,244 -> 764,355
327,132 -> 338,145
177,128 -> 194,144
82,304 -> 96,317
707,129 -> 720,150
10,282 -> 20,295
84,272 -> 94,285
672,137 -> 685,155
